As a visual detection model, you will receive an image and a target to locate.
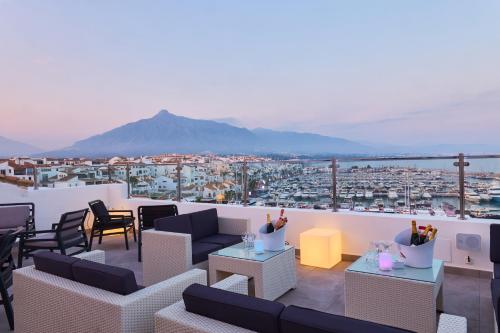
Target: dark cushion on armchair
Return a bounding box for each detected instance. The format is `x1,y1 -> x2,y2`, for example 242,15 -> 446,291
198,234 -> 242,247
280,305 -> 414,333
190,208 -> 219,241
183,283 -> 285,333
154,214 -> 192,235
191,242 -> 223,264
72,259 -> 140,295
492,279 -> 500,329
491,224 -> 500,265
33,251 -> 80,280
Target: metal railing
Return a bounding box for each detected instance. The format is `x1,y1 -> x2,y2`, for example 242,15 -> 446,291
28,153 -> 500,220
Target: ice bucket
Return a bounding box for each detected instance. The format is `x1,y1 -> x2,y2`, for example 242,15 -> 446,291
394,228 -> 435,268
258,224 -> 286,251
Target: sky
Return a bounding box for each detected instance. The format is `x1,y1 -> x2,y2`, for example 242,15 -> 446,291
1,0 -> 500,150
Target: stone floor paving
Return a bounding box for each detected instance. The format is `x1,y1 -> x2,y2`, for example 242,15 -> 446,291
0,235 -> 494,332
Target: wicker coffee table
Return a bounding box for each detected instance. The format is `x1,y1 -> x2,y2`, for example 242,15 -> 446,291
208,243 -> 297,300
345,255 -> 444,333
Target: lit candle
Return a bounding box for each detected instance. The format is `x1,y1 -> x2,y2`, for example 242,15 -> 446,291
378,252 -> 393,271
254,240 -> 264,254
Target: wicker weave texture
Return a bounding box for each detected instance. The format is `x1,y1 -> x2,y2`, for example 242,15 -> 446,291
155,275 -> 253,333
345,265 -> 444,333
13,256 -> 206,333
74,249 -> 105,263
142,217 -> 248,287
209,246 -> 296,300
437,314 -> 467,333
142,230 -> 192,286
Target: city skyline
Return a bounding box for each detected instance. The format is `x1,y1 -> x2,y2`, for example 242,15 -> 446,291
1,1 -> 500,150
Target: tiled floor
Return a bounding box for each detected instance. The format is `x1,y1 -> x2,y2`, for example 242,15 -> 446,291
1,236 -> 494,332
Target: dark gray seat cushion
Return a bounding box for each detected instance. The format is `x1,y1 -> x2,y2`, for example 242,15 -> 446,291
154,214 -> 192,234
495,264 -> 500,280
0,205 -> 30,229
33,251 -> 79,280
198,234 -> 242,247
183,283 -> 284,333
190,209 -> 219,242
72,259 -> 140,295
280,305 -> 414,333
492,279 -> 500,329
191,242 -> 223,264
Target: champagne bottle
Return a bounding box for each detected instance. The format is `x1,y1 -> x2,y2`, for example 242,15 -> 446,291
266,213 -> 274,233
419,224 -> 432,244
428,228 -> 438,241
410,220 -> 420,246
275,209 -> 287,230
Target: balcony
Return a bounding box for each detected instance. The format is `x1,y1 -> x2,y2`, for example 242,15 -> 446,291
0,181 -> 495,332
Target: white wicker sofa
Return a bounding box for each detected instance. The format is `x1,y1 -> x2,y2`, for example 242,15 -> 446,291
142,208 -> 249,286
13,250 -> 207,333
155,274 -> 467,333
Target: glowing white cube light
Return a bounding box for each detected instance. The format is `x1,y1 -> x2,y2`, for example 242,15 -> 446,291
300,228 -> 341,269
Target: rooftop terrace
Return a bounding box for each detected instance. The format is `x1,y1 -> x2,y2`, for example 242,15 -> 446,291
0,182 -> 497,332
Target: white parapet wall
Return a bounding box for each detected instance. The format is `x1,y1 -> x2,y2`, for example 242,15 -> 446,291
0,182 -> 128,230
0,183 -> 494,272
125,198 -> 494,272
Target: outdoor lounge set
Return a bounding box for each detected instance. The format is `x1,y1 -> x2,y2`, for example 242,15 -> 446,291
0,200 -> 496,332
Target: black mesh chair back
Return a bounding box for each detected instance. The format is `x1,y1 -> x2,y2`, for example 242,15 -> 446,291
56,209 -> 89,247
138,205 -> 178,230
137,204 -> 178,261
0,203 -> 35,236
0,230 -> 18,330
88,200 -> 111,224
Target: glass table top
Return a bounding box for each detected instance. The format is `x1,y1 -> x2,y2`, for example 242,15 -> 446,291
346,254 -> 443,283
211,242 -> 293,262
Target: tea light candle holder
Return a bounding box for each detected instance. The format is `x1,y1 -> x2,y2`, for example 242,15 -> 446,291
378,252 -> 393,271
254,239 -> 264,254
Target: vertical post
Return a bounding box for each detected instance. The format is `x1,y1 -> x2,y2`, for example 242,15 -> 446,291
454,153 -> 469,220
107,164 -> 112,182
126,163 -> 131,199
331,157 -> 337,212
242,161 -> 248,207
33,165 -> 38,190
176,161 -> 182,202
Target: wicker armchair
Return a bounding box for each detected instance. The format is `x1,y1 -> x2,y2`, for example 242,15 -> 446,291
13,250 -> 207,333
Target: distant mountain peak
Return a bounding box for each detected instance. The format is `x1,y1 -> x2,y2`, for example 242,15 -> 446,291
153,109 -> 173,118
0,136 -> 42,157
43,111 -> 370,157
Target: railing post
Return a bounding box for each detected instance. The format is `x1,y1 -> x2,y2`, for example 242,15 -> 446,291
331,157 -> 337,212
126,163 -> 131,199
33,165 -> 38,190
242,161 -> 248,207
107,164 -> 112,182
176,162 -> 182,202
454,153 -> 469,220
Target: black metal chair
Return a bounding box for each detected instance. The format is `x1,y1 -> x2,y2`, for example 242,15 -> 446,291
0,230 -> 19,331
17,208 -> 89,267
88,200 -> 136,250
137,205 -> 178,262
0,202 -> 35,236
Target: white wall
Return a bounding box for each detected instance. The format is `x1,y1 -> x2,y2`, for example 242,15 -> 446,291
125,198 -> 495,272
0,183 -> 127,230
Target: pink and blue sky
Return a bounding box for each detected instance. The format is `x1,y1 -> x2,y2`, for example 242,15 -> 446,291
1,0 -> 500,150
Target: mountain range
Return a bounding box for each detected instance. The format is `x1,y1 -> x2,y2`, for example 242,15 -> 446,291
45,110 -> 369,157
0,136 -> 42,158
3,110 -> 498,158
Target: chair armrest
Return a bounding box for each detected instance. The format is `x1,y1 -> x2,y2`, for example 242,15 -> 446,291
109,210 -> 134,217
210,274 -> 248,295
74,250 -> 105,264
218,217 -> 250,235
142,230 -> 192,286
